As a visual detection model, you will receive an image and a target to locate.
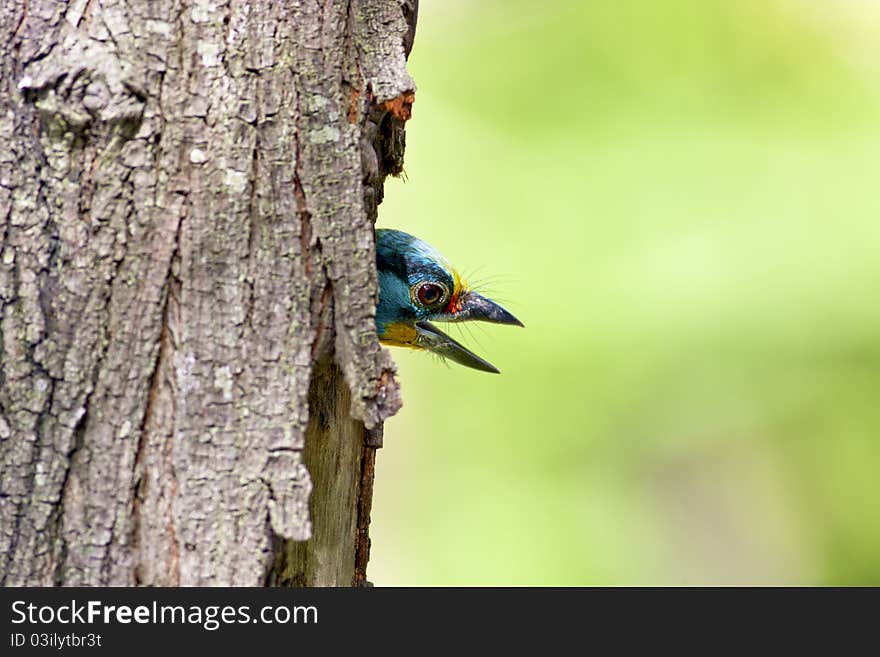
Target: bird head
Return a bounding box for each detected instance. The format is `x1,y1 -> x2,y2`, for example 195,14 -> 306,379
375,229 -> 523,373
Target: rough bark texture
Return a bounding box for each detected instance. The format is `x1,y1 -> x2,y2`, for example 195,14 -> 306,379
0,0 -> 415,586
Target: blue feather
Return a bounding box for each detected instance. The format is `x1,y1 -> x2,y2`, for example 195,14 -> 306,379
375,229 -> 456,333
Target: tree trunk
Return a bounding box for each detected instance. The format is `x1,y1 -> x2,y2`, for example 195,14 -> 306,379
0,0 -> 415,586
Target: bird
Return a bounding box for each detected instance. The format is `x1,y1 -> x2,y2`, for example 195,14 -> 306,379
375,228 -> 523,373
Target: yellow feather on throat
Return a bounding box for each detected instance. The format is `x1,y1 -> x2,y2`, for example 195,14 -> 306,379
379,322 -> 419,349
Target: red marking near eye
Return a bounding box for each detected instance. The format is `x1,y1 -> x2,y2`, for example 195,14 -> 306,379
446,292 -> 462,315
445,272 -> 465,314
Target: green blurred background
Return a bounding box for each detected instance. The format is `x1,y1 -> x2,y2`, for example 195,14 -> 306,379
370,0 -> 880,585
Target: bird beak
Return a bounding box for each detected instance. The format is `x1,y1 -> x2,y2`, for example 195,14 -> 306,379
451,291 -> 524,327
415,321 -> 501,374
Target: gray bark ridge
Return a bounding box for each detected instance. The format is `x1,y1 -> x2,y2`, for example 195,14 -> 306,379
0,0 -> 412,586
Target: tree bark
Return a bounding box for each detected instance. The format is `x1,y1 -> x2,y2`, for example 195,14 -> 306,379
0,0 -> 415,586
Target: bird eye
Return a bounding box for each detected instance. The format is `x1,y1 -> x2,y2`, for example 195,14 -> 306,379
414,282 -> 447,307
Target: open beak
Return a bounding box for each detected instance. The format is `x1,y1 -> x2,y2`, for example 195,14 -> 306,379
415,321 -> 501,374
450,291 -> 524,327
413,292 -> 521,373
